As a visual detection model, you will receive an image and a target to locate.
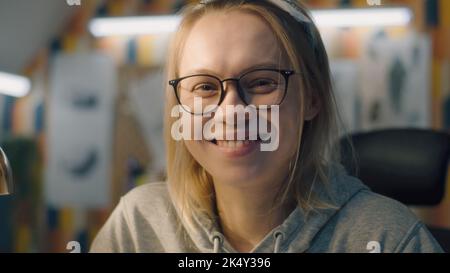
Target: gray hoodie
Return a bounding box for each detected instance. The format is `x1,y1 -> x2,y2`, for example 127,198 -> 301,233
90,166 -> 443,253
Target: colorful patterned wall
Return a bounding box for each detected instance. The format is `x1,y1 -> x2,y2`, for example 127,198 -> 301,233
0,0 -> 449,252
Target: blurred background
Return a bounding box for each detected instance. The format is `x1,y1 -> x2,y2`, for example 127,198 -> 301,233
0,0 -> 449,253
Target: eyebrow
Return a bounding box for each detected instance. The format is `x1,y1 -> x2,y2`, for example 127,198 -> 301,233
182,62 -> 286,78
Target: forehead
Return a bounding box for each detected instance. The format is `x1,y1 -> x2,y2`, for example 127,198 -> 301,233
179,10 -> 286,77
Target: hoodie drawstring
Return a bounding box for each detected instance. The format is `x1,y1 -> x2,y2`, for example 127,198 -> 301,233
210,230 -> 285,253
273,230 -> 285,253
211,231 -> 224,253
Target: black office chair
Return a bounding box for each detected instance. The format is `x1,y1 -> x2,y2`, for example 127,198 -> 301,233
340,128 -> 450,252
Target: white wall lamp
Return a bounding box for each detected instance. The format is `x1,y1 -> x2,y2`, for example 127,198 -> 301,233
88,7 -> 412,37
0,71 -> 31,98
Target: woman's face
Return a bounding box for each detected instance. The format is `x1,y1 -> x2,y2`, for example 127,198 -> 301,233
178,10 -> 309,190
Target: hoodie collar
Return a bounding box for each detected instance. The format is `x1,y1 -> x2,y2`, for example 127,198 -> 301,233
183,164 -> 369,253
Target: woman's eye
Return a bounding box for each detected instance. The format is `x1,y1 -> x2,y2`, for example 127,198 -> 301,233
255,80 -> 272,86
193,83 -> 218,92
247,79 -> 277,93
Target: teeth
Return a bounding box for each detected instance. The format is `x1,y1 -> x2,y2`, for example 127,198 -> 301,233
216,140 -> 254,148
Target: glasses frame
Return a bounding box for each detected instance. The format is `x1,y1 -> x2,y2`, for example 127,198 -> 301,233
168,68 -> 295,115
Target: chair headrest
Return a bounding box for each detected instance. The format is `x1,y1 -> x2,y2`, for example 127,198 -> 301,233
340,129 -> 450,206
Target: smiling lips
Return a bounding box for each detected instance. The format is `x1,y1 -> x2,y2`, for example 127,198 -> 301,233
208,139 -> 260,157
215,140 -> 256,148
206,134 -> 266,158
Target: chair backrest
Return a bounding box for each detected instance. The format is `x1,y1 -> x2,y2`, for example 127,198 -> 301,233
340,128 -> 450,206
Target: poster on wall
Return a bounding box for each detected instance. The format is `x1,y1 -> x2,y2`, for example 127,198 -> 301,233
46,53 -> 116,208
359,30 -> 432,131
127,69 -> 165,176
330,60 -> 359,135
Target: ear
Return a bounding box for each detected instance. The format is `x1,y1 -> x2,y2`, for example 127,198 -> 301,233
303,92 -> 321,121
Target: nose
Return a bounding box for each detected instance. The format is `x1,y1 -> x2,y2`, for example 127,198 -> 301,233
217,80 -> 251,132
220,79 -> 245,107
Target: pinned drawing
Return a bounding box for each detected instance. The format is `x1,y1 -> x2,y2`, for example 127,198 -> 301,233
46,53 -> 116,208
359,30 -> 432,130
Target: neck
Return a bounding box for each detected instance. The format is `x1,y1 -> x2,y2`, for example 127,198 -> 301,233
214,181 -> 295,253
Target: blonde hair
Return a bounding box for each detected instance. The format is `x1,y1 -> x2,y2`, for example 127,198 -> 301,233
164,0 -> 342,228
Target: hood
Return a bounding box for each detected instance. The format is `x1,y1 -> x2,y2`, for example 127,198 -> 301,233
183,164 -> 369,253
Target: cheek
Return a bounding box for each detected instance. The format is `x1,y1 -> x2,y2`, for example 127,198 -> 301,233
183,140 -> 203,160
183,139 -> 217,177
182,116 -> 211,165
278,95 -> 302,157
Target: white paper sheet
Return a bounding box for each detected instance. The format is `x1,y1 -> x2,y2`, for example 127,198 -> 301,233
128,69 -> 166,174
46,53 -> 116,208
330,60 -> 359,134
359,30 -> 432,131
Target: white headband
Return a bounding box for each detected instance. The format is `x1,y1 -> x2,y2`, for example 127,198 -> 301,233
197,0 -> 318,51
266,0 -> 312,23
199,0 -> 312,24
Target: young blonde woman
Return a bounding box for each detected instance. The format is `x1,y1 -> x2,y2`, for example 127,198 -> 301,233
91,0 -> 443,253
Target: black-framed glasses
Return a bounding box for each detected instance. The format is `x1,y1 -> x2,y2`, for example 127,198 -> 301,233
168,68 -> 295,115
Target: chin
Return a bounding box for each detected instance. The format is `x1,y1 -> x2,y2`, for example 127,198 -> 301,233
209,164 -> 266,185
